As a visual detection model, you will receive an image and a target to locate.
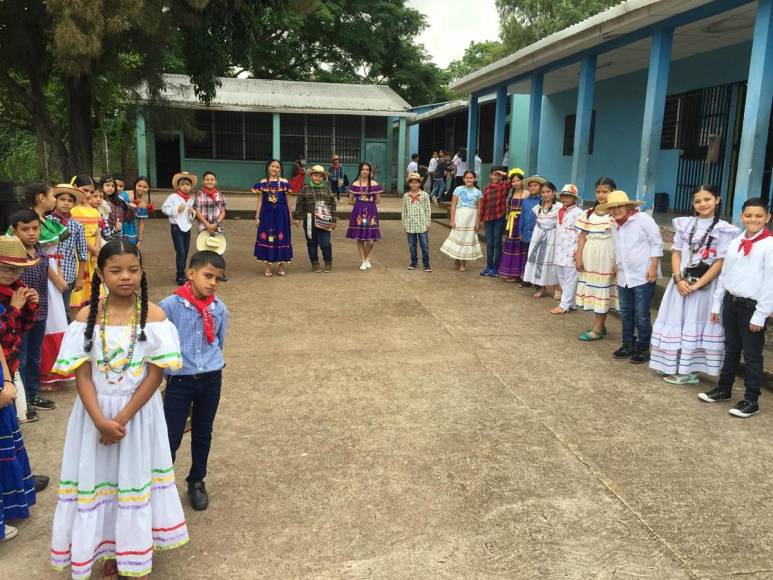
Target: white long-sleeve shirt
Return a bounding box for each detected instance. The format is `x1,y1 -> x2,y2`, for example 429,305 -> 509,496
161,193 -> 196,232
611,211 -> 663,287
711,230 -> 773,327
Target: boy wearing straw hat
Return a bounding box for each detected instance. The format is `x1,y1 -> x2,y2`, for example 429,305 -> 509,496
293,165 -> 337,272
49,184 -> 88,316
162,171 -> 198,285
598,190 -> 663,364
401,172 -> 432,272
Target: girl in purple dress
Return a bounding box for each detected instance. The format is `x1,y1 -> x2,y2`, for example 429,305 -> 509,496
346,162 -> 383,270
498,168 -> 530,282
253,159 -> 293,277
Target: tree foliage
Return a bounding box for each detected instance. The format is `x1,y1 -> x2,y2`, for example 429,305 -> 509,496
445,41 -> 505,84
496,0 -> 623,52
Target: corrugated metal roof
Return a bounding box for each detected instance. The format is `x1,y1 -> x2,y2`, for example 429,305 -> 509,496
144,74 -> 414,117
411,100 -> 468,124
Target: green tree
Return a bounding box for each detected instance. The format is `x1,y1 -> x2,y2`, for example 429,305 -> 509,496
445,41 -> 505,83
496,0 -> 623,52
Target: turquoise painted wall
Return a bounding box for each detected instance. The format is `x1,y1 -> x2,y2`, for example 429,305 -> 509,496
536,41 -> 753,205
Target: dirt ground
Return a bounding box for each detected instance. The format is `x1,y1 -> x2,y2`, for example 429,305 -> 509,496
2,218 -> 773,579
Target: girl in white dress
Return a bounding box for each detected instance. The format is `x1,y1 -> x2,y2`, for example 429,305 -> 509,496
523,181 -> 561,297
50,238 -> 188,579
650,185 -> 739,385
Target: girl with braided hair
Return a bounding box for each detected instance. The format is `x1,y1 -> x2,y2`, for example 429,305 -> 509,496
50,238 -> 188,579
650,185 -> 739,385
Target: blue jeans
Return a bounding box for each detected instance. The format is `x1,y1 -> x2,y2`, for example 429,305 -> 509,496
430,177 -> 446,201
305,227 -> 333,264
618,282 -> 656,350
484,217 -> 506,270
407,231 -> 430,268
170,224 -> 191,282
164,370 -> 222,483
19,319 -> 46,401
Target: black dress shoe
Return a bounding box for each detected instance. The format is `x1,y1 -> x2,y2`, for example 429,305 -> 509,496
630,349 -> 651,364
613,344 -> 635,359
188,480 -> 209,511
33,475 -> 50,492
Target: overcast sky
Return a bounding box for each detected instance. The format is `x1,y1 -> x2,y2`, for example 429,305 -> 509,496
408,0 -> 501,68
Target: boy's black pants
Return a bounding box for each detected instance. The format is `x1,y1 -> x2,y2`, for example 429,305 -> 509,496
164,370 -> 222,483
718,294 -> 767,402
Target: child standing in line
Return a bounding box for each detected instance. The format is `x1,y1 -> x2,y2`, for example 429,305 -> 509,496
194,171 -> 227,237
599,190 -> 663,365
130,176 -> 152,249
346,161 -> 383,271
162,172 -> 198,285
253,160 -> 293,277
499,168 -> 530,282
523,180 -> 560,297
699,198 -> 773,418
551,184 -> 584,314
576,177 -> 619,341
50,185 -> 88,317
104,175 -> 137,244
161,251 -> 228,511
440,170 -> 483,271
14,202 -> 60,415
401,172 -> 432,272
70,186 -> 104,308
650,185 -> 738,385
50,239 -> 188,578
479,166 -> 510,277
95,176 -> 117,239
293,165 -> 337,272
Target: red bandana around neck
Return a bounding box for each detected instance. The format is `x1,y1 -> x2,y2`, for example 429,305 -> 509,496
201,187 -> 219,202
614,208 -> 640,229
558,204 -> 576,224
408,192 -> 422,204
52,209 -> 71,226
738,228 -> 771,256
176,190 -> 191,203
175,282 -> 216,343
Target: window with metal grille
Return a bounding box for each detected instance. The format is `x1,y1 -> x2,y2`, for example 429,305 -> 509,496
185,110 -> 213,158
245,112 -> 272,161
335,115 -> 362,163
306,114 -> 334,162
213,111 -> 243,160
280,114 -> 305,162
563,111 -> 596,156
661,96 -> 680,149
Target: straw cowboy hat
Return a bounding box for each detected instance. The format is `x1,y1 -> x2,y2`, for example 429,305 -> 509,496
307,164 -> 329,178
596,190 -> 643,214
0,235 -> 40,267
407,172 -> 422,183
524,175 -> 547,186
52,183 -> 83,204
196,231 -> 227,255
172,171 -> 198,190
559,184 -> 580,199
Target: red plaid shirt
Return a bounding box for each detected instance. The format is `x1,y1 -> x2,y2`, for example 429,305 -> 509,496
481,181 -> 509,222
0,281 -> 38,374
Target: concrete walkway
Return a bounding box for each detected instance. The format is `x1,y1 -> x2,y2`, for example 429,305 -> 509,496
2,220 -> 773,578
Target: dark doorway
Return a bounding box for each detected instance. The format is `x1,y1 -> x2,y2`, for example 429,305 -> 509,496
155,134 -> 181,188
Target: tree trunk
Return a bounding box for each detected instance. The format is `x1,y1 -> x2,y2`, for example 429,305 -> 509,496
35,123 -> 48,179
66,75 -> 93,176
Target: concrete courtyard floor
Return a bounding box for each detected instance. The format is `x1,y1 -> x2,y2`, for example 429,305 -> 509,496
2,219 -> 773,579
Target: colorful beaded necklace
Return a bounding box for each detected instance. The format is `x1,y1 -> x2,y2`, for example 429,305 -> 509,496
99,294 -> 140,384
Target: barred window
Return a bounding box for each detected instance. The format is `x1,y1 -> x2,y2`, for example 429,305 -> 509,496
245,112 -> 272,161
334,115 -> 361,163
280,114 -> 305,162
307,115 -> 334,162
184,110 -> 213,159
214,111 -> 243,160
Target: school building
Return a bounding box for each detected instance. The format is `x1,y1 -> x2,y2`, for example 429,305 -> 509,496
136,75 -> 414,191
443,0 -> 773,217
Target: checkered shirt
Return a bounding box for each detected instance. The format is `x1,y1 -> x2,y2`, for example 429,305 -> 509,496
19,244 -> 49,321
0,282 -> 38,373
194,190 -> 227,232
401,190 -> 431,234
50,214 -> 88,285
481,181 -> 509,222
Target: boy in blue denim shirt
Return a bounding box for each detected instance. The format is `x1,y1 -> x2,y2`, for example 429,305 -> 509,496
160,251 -> 228,511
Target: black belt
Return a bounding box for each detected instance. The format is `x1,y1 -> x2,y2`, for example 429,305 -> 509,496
726,293 -> 757,308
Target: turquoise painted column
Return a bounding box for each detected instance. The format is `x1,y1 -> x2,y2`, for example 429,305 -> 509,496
734,0 -> 773,219
466,95 -> 479,170
272,113 -> 281,160
493,85 -> 508,166
508,95 -> 519,168
526,73 -> 544,174
135,110 -> 147,178
385,116 -> 393,192
571,56 -> 596,196
397,116 -> 407,190
636,27 -> 674,210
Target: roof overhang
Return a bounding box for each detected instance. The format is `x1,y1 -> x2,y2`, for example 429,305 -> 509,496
451,0 -> 756,96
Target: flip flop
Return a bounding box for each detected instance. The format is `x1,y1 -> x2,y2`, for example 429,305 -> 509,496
277,269 -> 287,277
553,291 -> 562,301
503,277 -> 517,283
579,329 -> 606,341
532,290 -> 545,298
663,374 -> 700,385
550,307 -> 568,314
264,270 -> 273,277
